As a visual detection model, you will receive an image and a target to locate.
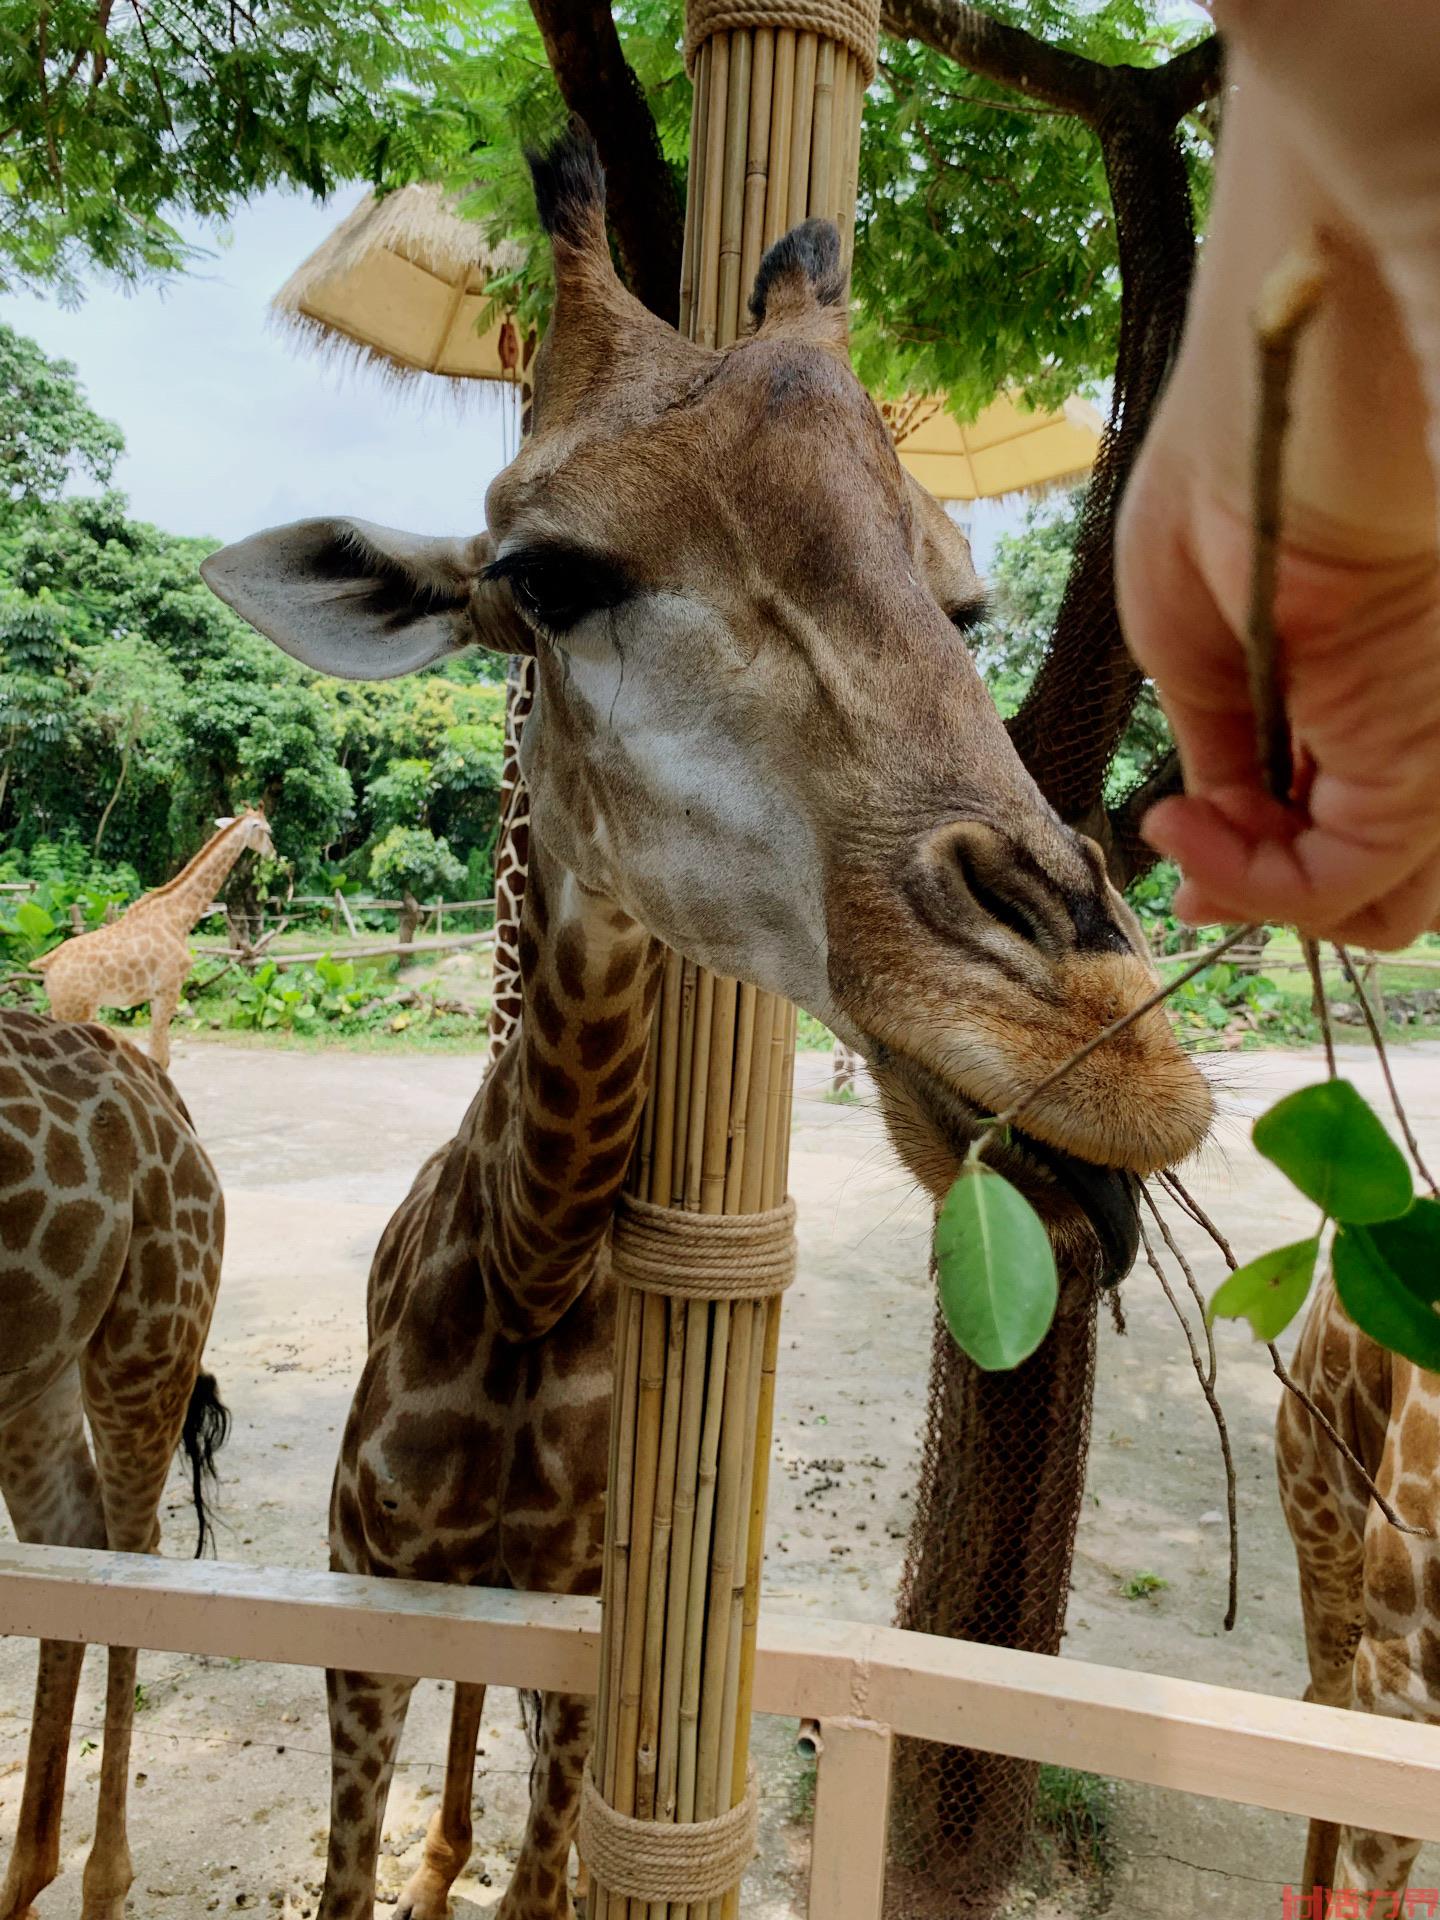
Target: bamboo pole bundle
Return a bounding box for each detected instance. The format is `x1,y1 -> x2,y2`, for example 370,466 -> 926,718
581,8 -> 876,1914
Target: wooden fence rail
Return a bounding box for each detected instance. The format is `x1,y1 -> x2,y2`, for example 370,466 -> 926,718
3,1542 -> 1439,1919
191,930 -> 497,969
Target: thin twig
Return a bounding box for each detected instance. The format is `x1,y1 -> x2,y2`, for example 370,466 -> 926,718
976,922 -> 1259,1143
1266,1342 -> 1427,1538
1157,1169 -> 1239,1270
1248,248 -> 1328,801
1302,936 -> 1337,1078
1139,1216 -> 1239,1630
1333,943 -> 1438,1197
1141,1185 -> 1215,1389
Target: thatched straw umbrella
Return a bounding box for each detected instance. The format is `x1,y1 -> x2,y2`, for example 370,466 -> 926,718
271,183 -> 528,398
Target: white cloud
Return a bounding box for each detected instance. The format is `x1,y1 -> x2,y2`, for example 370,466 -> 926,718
2,189 -> 516,544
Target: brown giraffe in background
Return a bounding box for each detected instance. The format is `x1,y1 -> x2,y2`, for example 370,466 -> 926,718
0,1010 -> 228,1920
1279,1271 -> 1440,1904
203,130 -> 1213,1920
34,810 -> 276,1070
487,654 -> 537,1064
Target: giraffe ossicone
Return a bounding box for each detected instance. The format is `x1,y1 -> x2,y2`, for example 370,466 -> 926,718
34,808 -> 276,1070
202,125 -> 1214,1920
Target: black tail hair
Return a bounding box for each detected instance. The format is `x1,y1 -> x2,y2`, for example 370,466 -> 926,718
179,1370 -> 230,1558
525,120 -> 605,246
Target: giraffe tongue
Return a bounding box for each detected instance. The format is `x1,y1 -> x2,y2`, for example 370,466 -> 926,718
1017,1134 -> 1140,1287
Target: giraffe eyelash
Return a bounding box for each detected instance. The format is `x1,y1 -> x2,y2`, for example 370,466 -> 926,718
484,545 -> 632,636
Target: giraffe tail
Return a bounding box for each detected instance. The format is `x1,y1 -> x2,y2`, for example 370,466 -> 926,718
179,1370 -> 231,1558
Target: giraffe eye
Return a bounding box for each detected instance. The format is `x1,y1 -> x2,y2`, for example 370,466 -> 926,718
485,545 -> 630,636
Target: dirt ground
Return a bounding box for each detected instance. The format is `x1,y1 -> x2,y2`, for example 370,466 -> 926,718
3,1036 -> 1439,1918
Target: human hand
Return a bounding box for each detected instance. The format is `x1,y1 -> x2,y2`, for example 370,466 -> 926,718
1117,35 -> 1440,949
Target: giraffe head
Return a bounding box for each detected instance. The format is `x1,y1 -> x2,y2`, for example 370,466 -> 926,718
202,130 -> 1210,1279
217,808 -> 277,861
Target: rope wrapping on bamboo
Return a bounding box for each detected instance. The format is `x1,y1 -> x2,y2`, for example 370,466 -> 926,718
684,0 -> 880,79
610,1192 -> 797,1300
580,1760 -> 760,1900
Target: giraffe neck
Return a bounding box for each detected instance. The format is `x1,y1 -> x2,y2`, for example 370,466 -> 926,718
465,833 -> 660,1340
129,822 -> 252,937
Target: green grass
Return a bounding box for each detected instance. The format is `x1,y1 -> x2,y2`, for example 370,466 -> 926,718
1034,1764 -> 1116,1884
1119,1570 -> 1167,1601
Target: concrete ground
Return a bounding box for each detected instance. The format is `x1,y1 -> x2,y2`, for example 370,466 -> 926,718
2,1036 -> 1438,1917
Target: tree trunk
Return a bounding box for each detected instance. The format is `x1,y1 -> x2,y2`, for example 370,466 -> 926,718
1006,94 -> 1199,839
888,1270 -> 1098,1917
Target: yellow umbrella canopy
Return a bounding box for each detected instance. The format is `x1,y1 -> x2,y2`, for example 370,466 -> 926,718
885,390 -> 1102,502
271,183 -> 526,387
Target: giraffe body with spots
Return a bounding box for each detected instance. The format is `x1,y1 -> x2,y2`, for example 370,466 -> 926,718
1280,1275 -> 1440,1902
0,1010 -> 227,1920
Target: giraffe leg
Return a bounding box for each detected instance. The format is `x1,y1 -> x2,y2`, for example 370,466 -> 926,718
1328,1490 -> 1440,1908
0,1369 -> 108,1920
496,1693 -> 592,1920
145,979 -> 183,1072
395,1683 -> 488,1920
76,1217 -> 215,1920
1277,1363 -> 1368,1901
316,1667 -> 419,1920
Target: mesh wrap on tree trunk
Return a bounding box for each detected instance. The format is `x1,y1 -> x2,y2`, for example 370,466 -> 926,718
886,96 -> 1199,1920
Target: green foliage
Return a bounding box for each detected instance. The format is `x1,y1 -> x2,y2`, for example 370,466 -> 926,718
197,951 -> 481,1040
1332,1202 -> 1440,1372
1210,1080 -> 1435,1370
369,825 -> 466,901
0,323 -> 122,502
1162,962 -> 1317,1049
1208,1238 -> 1319,1342
853,4 -> 1211,414
1253,1081 -> 1414,1226
0,329 -> 508,893
0,0 -> 490,297
934,1161 -> 1058,1370
0,843 -> 138,968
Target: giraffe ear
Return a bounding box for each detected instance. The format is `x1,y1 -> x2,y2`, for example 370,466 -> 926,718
748,220 -> 848,348
201,518 -> 532,680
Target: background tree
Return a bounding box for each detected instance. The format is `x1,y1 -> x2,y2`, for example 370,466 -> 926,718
0,321 -> 123,505
0,329 -> 506,897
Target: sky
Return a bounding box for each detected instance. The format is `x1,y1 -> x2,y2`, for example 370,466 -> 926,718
2,188 -> 1024,569
2,190 -> 519,546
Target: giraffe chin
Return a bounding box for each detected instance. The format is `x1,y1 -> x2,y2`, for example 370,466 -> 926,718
866,1048 -> 1142,1287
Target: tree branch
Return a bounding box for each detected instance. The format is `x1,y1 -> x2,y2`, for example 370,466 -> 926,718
1148,32 -> 1224,122
880,0 -> 1105,118
880,0 -> 1221,130
527,0 -> 685,325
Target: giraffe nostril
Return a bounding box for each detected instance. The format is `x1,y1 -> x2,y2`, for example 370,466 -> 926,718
949,837 -> 1042,947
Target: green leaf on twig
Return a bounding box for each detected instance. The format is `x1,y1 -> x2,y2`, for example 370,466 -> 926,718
1208,1237 -> 1318,1341
1253,1080 -> 1412,1224
934,1165 -> 1058,1372
1333,1200 -> 1440,1371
